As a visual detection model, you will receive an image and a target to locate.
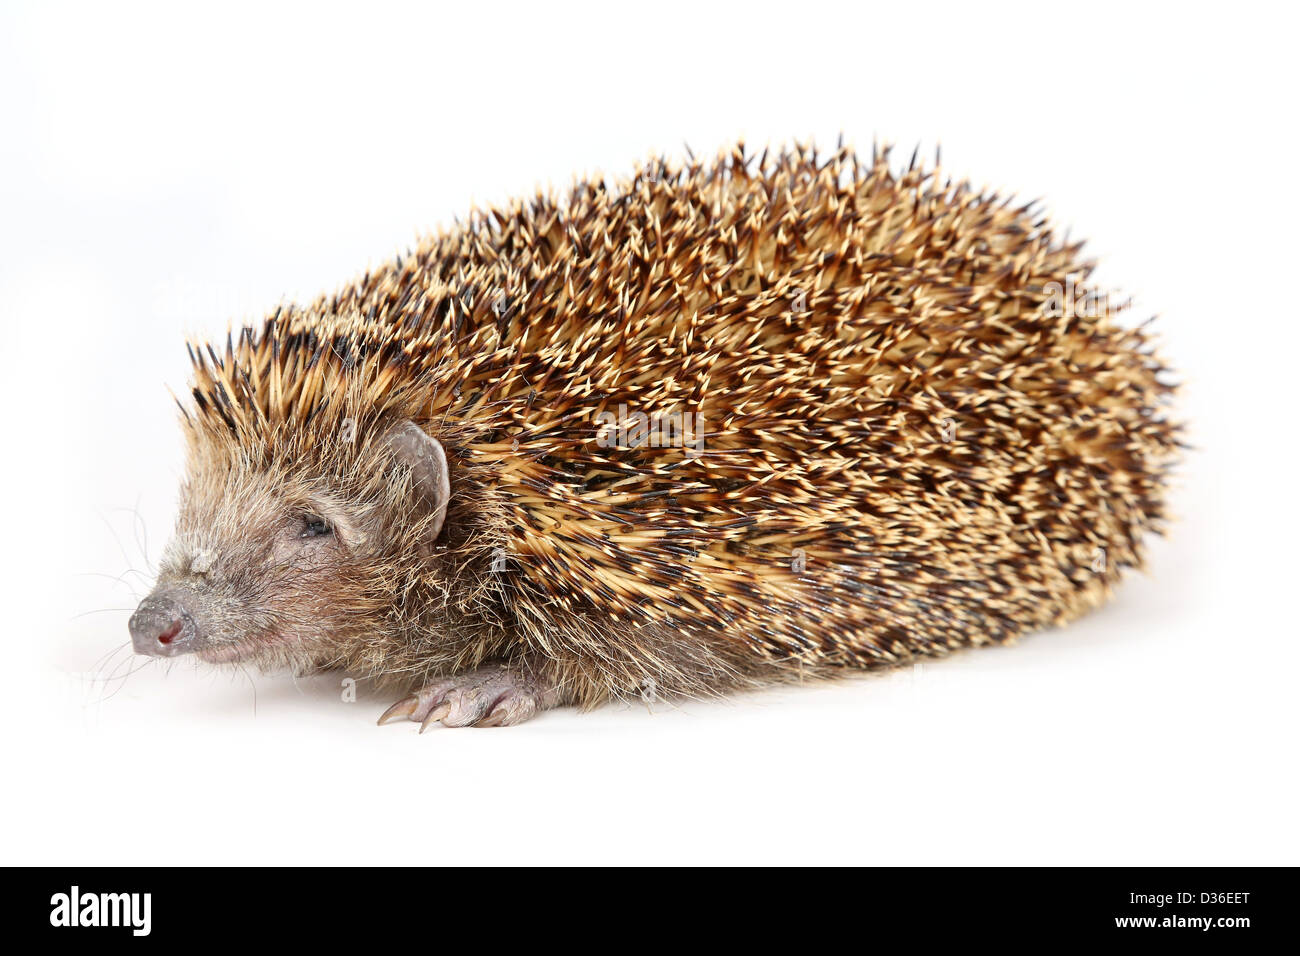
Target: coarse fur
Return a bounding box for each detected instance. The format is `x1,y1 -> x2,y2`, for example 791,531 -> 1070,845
147,140 -> 1180,719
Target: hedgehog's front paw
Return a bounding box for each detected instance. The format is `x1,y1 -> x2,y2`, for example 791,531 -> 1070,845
377,666 -> 558,730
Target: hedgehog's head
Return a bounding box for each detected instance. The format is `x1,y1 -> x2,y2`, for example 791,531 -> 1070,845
129,417 -> 452,669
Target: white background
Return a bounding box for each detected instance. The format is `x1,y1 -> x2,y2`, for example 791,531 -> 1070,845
2,1 -> 1296,865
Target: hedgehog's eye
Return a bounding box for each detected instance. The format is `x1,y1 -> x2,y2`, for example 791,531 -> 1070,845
300,515 -> 333,538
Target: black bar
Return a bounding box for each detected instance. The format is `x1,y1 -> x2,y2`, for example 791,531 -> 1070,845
11,867 -> 1290,944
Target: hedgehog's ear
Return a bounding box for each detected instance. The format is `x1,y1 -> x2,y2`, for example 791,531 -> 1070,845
382,421 -> 450,539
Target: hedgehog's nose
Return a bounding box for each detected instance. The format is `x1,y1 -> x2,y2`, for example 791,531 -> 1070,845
129,592 -> 197,657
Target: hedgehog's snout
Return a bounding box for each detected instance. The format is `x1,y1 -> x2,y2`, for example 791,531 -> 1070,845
129,590 -> 199,658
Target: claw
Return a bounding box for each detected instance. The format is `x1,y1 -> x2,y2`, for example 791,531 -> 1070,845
380,666 -> 556,731
377,695 -> 418,725
419,702 -> 451,733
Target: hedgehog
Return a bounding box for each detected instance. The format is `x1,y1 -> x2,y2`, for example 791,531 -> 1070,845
127,141 -> 1179,729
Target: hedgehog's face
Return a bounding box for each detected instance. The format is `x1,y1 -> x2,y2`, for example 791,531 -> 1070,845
128,420 -> 450,669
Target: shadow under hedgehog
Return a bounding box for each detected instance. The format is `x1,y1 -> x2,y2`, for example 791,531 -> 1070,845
129,141 -> 1180,729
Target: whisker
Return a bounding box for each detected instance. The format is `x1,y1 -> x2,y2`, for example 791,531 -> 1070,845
235,661 -> 258,717
111,498 -> 156,576
89,639 -> 133,678
70,607 -> 137,621
96,655 -> 153,703
98,510 -> 137,576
